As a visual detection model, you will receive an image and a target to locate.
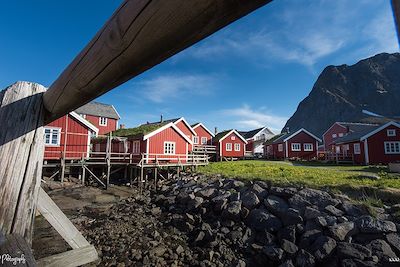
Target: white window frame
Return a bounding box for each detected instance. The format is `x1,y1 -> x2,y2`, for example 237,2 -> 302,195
332,133 -> 337,138
384,141 -> 400,154
132,141 -> 140,154
164,141 -> 176,155
234,143 -> 241,151
193,136 -> 199,144
354,143 -> 361,155
291,143 -> 301,151
387,129 -> 396,137
278,144 -> 283,152
226,143 -> 232,151
338,133 -> 344,137
44,127 -> 61,146
231,136 -> 236,140
303,143 -> 313,151
201,137 -> 208,145
99,117 -> 108,126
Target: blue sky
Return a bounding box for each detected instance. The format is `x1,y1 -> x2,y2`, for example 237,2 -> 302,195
0,0 -> 398,133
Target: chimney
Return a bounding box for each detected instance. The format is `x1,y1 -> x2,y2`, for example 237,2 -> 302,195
286,127 -> 290,133
119,124 -> 125,129
160,114 -> 163,123
214,127 -> 218,135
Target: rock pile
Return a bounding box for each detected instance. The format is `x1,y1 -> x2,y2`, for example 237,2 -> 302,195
78,175 -> 400,266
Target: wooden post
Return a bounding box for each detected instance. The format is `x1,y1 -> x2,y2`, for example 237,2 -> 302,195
60,155 -> 66,183
81,162 -> 86,185
154,167 -> 158,190
0,81 -> 46,244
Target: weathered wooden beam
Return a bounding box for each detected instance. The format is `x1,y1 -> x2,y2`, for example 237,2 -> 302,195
43,0 -> 271,122
393,0 -> 400,46
36,245 -> 98,267
0,82 -> 46,244
0,232 -> 37,266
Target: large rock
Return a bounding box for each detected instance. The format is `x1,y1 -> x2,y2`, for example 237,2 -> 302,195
241,191 -> 260,209
336,242 -> 372,260
309,236 -> 337,261
270,186 -> 297,198
325,205 -> 344,217
296,249 -> 316,267
328,222 -> 357,241
186,196 -> 203,210
292,189 -> 340,211
304,206 -> 323,220
281,239 -> 298,256
246,209 -> 282,232
386,233 -> 400,255
264,195 -> 289,215
299,229 -> 323,249
366,239 -> 397,261
250,183 -> 268,199
262,245 -> 284,261
356,215 -> 397,234
222,201 -> 242,221
341,201 -> 368,217
280,208 -> 303,226
196,187 -> 217,199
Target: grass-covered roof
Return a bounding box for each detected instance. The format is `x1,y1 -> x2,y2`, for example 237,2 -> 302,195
112,122 -> 167,137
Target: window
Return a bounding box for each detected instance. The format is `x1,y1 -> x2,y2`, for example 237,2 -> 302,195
231,136 -> 236,140
332,133 -> 337,138
99,117 -> 107,126
354,143 -> 361,155
291,143 -> 301,151
338,133 -> 344,137
384,142 -> 400,154
303,143 -> 313,151
132,141 -> 140,154
234,143 -> 241,151
201,137 -> 207,145
193,136 -> 199,144
164,142 -> 175,155
278,144 -> 283,152
226,143 -> 232,151
387,129 -> 396,137
44,128 -> 60,146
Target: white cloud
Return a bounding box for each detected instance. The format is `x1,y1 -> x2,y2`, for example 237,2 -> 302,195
219,105 -> 288,133
182,0 -> 397,67
133,74 -> 217,103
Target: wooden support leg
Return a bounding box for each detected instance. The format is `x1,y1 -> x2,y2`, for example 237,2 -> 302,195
61,157 -> 65,183
154,167 -> 158,190
0,81 -> 46,244
140,166 -> 144,194
106,160 -> 111,190
81,164 -> 86,185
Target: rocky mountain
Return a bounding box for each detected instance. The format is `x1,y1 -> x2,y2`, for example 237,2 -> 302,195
283,53 -> 400,137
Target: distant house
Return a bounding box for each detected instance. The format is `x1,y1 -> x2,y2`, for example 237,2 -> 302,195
239,127 -> 275,156
332,121 -> 400,165
92,121 -> 193,164
75,102 -> 120,135
213,130 -> 247,160
142,117 -> 197,151
44,112 -> 98,160
191,123 -> 215,145
322,122 -> 378,153
264,128 -> 321,160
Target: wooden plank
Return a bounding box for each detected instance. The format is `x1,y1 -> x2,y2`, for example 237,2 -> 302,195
36,188 -> 90,249
42,0 -> 271,122
393,0 -> 400,45
0,81 -> 46,244
36,245 -> 97,267
84,166 -> 107,188
0,233 -> 37,266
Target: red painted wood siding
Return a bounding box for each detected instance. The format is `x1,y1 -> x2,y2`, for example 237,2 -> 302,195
193,125 -> 213,145
246,140 -> 254,152
265,143 -> 285,159
44,115 -> 90,160
366,125 -> 400,164
286,131 -> 318,160
85,114 -> 117,135
217,132 -> 246,158
336,141 -> 365,164
175,120 -> 194,151
148,127 -> 189,162
323,123 -> 348,151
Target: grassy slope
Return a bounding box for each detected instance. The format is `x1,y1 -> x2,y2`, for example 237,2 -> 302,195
198,160 -> 400,190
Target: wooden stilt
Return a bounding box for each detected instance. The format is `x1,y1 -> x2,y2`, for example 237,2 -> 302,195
140,166 -> 144,194
60,157 -> 65,183
154,167 -> 158,190
81,163 -> 86,185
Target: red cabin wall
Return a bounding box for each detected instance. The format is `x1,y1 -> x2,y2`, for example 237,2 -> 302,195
265,143 -> 285,159
246,140 -> 254,152
85,114 -> 117,135
217,132 -> 246,158
193,125 -> 213,145
148,127 -> 189,162
366,125 -> 400,164
285,131 -> 319,160
323,123 -> 348,151
175,121 -> 194,151
44,115 -> 90,160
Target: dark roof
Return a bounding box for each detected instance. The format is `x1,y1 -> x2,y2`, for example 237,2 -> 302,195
336,122 -> 379,133
333,125 -> 380,144
213,130 -> 232,142
240,127 -> 274,139
75,102 -> 120,119
264,132 -> 289,145
111,123 -> 167,138
142,118 -> 180,126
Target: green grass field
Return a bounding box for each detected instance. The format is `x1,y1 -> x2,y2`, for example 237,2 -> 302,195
197,160 -> 400,190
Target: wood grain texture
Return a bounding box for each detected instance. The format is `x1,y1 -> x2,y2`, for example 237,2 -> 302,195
0,81 -> 46,244
43,0 -> 271,122
393,0 -> 400,45
0,233 -> 37,266
36,188 -> 91,249
36,245 -> 97,267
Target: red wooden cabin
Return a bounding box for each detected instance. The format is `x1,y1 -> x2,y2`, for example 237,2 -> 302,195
213,130 -> 247,160
264,128 -> 321,160
333,121 -> 400,165
92,121 -> 194,164
74,101 -> 120,135
44,111 -> 99,160
191,123 -> 215,145
322,122 -> 378,152
239,127 -> 275,157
